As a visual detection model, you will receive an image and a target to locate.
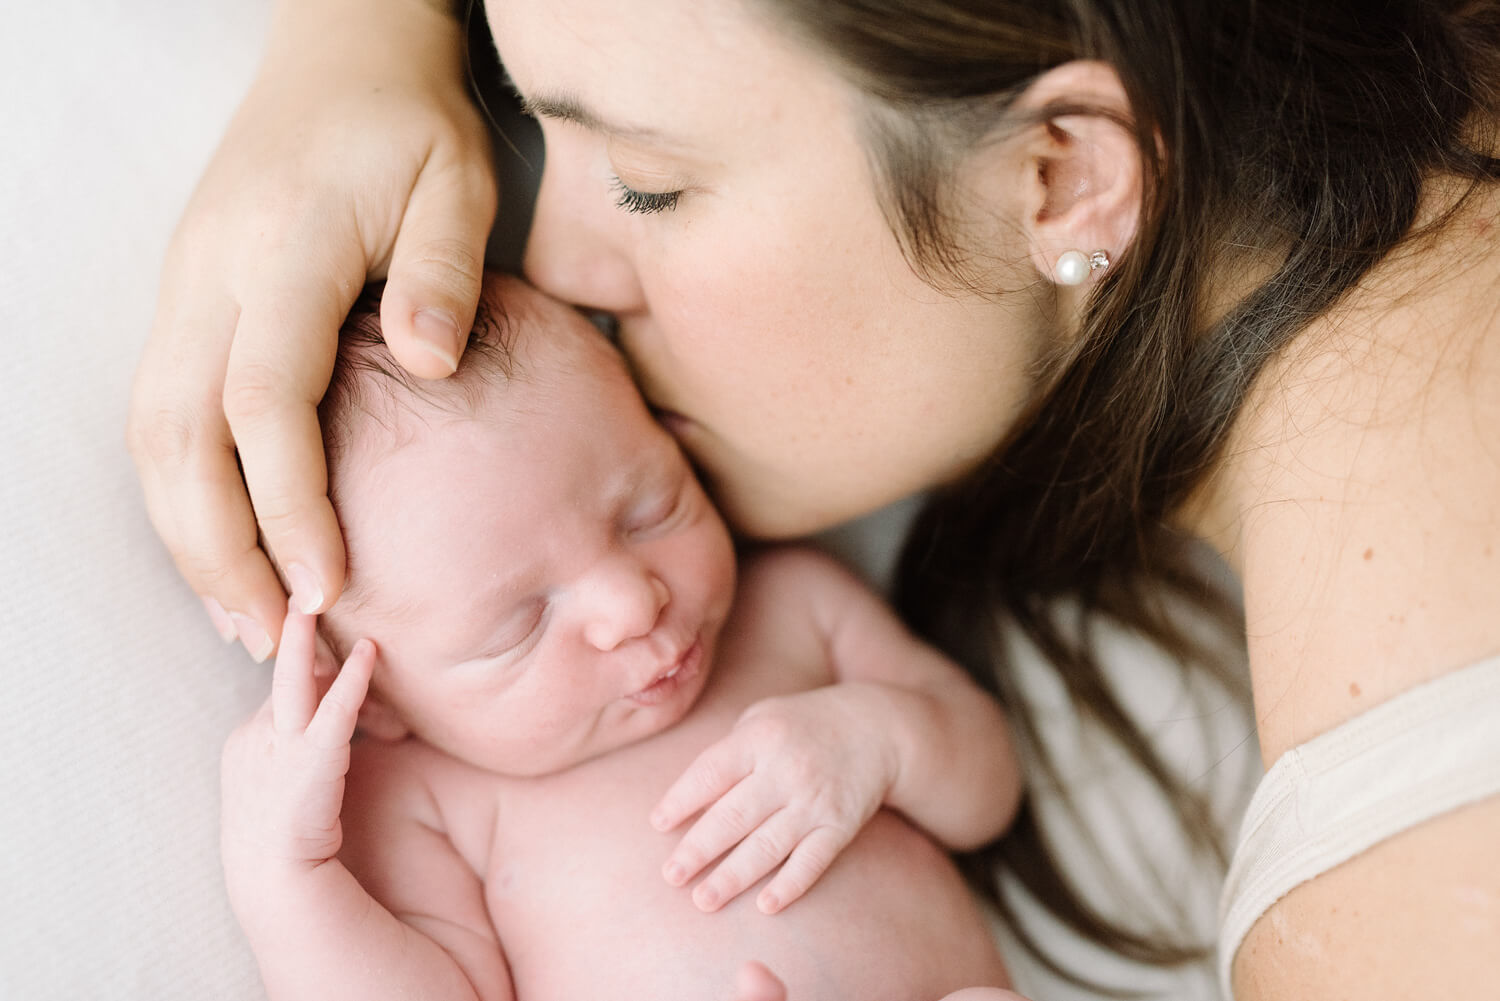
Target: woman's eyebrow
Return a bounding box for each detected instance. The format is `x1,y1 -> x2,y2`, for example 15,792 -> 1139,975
519,90 -> 675,145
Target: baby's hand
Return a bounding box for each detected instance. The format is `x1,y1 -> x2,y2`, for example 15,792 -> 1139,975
220,610 -> 374,881
651,686 -> 899,914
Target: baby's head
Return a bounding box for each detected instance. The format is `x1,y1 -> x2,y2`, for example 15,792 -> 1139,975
319,275 -> 736,776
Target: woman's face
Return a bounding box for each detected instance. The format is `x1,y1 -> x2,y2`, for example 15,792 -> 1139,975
489,0 -> 1048,538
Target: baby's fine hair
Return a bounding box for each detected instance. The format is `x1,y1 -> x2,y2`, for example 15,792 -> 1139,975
313,282 -> 520,629
320,281 -> 519,472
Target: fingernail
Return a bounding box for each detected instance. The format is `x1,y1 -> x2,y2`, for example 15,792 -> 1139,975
650,809 -> 668,831
412,308 -> 460,374
201,596 -> 237,643
663,861 -> 685,886
286,563 -> 324,615
695,885 -> 720,911
229,614 -> 274,663
758,891 -> 779,914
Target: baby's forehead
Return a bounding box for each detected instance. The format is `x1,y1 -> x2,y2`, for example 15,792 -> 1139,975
343,281 -> 625,417
320,279 -> 636,649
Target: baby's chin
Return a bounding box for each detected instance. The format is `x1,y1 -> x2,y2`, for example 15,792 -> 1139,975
519,652 -> 715,777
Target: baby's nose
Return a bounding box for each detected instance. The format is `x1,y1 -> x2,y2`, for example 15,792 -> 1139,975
582,560 -> 670,652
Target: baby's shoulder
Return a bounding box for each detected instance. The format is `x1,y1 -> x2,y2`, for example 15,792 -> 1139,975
346,737 -> 494,823
344,737 -> 502,866
718,546 -> 880,686
736,544 -> 863,603
734,544 -> 886,633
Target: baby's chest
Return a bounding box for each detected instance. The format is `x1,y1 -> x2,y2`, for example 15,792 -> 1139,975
482,697 -> 742,897
473,705 -> 774,986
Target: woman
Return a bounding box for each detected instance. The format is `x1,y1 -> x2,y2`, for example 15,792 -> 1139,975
128,0 -> 1500,997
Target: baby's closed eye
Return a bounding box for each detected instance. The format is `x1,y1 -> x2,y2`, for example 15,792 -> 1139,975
471,598 -> 549,663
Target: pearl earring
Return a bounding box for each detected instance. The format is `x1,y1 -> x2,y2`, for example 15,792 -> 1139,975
1054,249 -> 1111,286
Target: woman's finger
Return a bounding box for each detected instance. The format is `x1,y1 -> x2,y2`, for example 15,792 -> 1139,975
223,265 -> 356,626
129,283 -> 284,661
379,154 -> 496,380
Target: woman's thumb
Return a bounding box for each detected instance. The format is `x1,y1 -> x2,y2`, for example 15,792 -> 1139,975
380,168 -> 496,379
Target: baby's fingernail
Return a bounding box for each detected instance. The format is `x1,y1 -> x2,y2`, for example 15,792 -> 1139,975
201,596 -> 237,643
758,891 -> 779,914
412,309 -> 460,374
229,614 -> 273,663
286,563 -> 324,615
650,809 -> 668,831
695,885 -> 720,910
663,861 -> 686,886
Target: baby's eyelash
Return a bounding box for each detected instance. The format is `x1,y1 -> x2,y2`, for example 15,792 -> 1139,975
610,176 -> 681,215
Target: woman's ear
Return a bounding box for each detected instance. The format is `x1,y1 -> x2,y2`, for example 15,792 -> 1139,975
1012,60 -> 1143,286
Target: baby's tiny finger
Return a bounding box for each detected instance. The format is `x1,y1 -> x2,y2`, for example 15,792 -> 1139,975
270,609 -> 319,733
756,826 -> 847,915
692,810 -> 801,913
652,739 -> 749,833
662,780 -> 771,889
306,639 -> 375,749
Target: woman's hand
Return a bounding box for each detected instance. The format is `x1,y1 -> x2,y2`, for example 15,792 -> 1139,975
651,685 -> 900,914
220,611 -> 374,884
128,0 -> 497,660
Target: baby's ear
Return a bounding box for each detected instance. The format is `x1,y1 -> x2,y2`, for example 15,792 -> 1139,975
312,626 -> 410,741
311,631 -> 342,680
355,690 -> 411,742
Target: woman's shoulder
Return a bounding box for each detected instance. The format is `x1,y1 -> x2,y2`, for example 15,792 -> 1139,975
1224,177 -> 1500,764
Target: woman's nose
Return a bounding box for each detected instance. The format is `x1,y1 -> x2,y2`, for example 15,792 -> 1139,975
523,131 -> 644,314
581,558 -> 671,652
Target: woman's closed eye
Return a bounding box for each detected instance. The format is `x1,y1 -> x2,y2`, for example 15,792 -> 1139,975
610,175 -> 681,215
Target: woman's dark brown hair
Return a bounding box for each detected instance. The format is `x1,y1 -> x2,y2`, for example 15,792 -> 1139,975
757,0 -> 1500,989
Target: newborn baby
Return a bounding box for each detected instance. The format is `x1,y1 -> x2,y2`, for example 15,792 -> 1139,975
220,274 -> 1026,1001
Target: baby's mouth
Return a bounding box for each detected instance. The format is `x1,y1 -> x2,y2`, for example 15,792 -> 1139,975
626,640 -> 703,707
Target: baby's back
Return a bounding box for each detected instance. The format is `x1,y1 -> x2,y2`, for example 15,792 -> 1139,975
356,575 -> 1010,999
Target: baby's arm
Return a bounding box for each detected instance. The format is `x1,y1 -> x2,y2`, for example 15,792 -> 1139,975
793,548 -> 1023,847
221,611 -> 512,1001
655,548 -> 1022,912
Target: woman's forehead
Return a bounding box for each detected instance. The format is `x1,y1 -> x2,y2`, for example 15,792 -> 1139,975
485,0 -> 831,140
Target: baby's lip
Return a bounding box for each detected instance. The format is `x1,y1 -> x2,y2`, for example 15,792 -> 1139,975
628,638 -> 700,697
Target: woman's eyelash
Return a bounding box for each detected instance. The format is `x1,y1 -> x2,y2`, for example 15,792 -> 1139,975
610,176 -> 681,215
